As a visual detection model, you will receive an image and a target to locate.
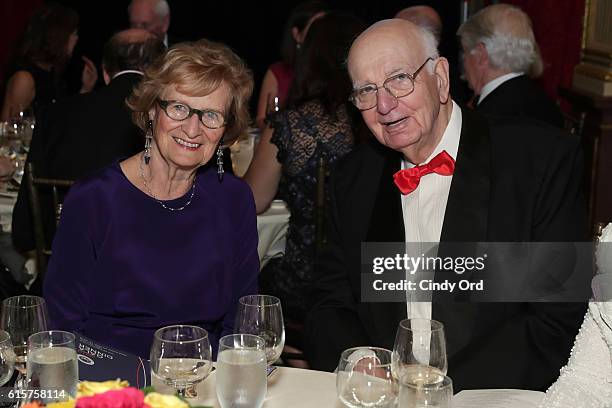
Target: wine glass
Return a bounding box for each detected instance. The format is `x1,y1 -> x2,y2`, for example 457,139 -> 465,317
149,325 -> 212,398
0,296 -> 49,390
398,374 -> 453,408
336,347 -> 398,407
27,331 -> 77,402
0,330 -> 15,386
235,295 -> 285,365
216,334 -> 267,408
392,319 -> 447,386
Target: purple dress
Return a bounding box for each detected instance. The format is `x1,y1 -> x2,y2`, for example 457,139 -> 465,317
43,162 -> 259,358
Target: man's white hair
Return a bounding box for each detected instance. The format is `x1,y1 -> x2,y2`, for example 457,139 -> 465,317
457,4 -> 542,77
415,23 -> 439,74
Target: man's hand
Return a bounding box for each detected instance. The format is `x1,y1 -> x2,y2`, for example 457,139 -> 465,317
80,56 -> 98,93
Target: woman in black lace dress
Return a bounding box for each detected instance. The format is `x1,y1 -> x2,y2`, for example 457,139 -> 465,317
245,12 -> 366,322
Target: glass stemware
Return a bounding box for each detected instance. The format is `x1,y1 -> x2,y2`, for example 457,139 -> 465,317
392,318 -> 447,386
336,347 -> 398,408
235,295 -> 285,366
398,374 -> 453,408
27,331 -> 78,402
216,334 -> 267,408
149,325 -> 212,398
0,296 -> 49,391
0,330 -> 15,386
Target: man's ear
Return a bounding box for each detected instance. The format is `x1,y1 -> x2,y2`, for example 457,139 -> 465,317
474,42 -> 489,68
433,57 -> 450,104
102,65 -> 111,85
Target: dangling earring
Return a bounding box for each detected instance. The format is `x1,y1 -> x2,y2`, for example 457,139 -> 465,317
216,138 -> 224,181
144,120 -> 153,164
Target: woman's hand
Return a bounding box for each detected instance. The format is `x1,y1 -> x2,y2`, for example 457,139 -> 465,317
80,56 -> 98,93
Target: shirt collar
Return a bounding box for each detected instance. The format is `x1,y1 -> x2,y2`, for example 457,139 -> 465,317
478,72 -> 524,105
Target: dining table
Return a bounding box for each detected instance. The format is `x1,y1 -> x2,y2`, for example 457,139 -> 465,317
256,200 -> 290,269
151,365 -> 545,408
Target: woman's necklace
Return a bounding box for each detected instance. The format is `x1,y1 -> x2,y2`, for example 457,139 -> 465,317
139,154 -> 196,212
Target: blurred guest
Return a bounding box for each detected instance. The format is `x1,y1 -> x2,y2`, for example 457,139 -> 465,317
44,40 -> 257,358
128,0 -> 171,46
395,5 -> 469,105
254,1 -> 327,130
11,29 -> 165,256
457,4 -> 564,127
245,12 -> 365,322
1,2 -> 97,121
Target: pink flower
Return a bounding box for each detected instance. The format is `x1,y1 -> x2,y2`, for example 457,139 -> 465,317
76,387 -> 150,408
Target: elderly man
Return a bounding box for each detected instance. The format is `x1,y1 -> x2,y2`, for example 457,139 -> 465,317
304,19 -> 587,391
12,29 -> 165,258
128,0 -> 171,46
458,4 -> 564,127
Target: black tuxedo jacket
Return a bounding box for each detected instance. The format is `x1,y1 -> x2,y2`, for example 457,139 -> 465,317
12,73 -> 144,252
476,75 -> 565,128
303,109 -> 587,391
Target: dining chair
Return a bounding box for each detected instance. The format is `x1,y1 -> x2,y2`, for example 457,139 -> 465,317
25,162 -> 74,277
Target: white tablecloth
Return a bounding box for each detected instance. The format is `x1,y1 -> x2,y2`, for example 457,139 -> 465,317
153,366 -> 342,408
257,200 -> 290,269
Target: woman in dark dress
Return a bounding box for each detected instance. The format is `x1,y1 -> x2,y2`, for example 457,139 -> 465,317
1,3 -> 97,121
245,12 -> 366,322
44,40 -> 258,358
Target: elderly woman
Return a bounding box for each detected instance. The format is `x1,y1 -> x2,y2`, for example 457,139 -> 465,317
43,40 -> 258,358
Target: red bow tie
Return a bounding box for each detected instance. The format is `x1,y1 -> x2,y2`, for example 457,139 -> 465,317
393,150 -> 455,195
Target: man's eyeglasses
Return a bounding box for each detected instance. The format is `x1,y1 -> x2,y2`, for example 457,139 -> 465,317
349,57 -> 434,111
157,99 -> 226,129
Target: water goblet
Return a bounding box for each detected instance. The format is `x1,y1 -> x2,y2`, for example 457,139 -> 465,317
216,334 -> 267,408
0,330 -> 15,386
336,346 -> 398,408
235,295 -> 285,365
150,325 -> 212,398
27,331 -> 78,403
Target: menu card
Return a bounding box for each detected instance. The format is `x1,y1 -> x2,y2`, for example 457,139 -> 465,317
74,333 -> 151,388
453,389 -> 544,408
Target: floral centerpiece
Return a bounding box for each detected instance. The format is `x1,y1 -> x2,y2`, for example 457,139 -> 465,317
21,380 -> 211,408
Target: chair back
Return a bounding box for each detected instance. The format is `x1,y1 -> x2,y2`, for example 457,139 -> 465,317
25,162 -> 74,276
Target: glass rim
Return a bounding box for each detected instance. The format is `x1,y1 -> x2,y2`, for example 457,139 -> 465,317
28,330 -> 75,348
340,346 -> 393,366
2,295 -> 47,309
218,333 -> 265,348
153,325 -> 209,343
398,318 -> 444,332
400,373 -> 453,390
238,294 -> 281,307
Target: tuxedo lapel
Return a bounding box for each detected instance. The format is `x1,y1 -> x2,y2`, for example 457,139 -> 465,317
360,144 -> 405,347
434,109 -> 491,359
440,109 -> 490,242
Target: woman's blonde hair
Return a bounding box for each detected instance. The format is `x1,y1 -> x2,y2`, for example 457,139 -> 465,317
127,39 -> 254,145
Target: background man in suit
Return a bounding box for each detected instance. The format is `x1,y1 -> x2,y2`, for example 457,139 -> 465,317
128,0 -> 171,47
303,18 -> 587,391
457,4 -> 564,127
11,28 -> 165,259
395,5 -> 469,105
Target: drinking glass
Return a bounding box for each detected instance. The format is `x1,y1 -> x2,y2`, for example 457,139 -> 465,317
336,347 -> 397,408
0,330 -> 15,386
392,319 -> 447,385
27,331 -> 78,402
398,374 -> 453,408
216,334 -> 267,408
0,296 -> 49,389
235,295 -> 285,365
150,325 -> 212,398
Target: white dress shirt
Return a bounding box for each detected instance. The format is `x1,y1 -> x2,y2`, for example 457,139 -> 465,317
477,72 -> 524,105
400,101 -> 462,320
